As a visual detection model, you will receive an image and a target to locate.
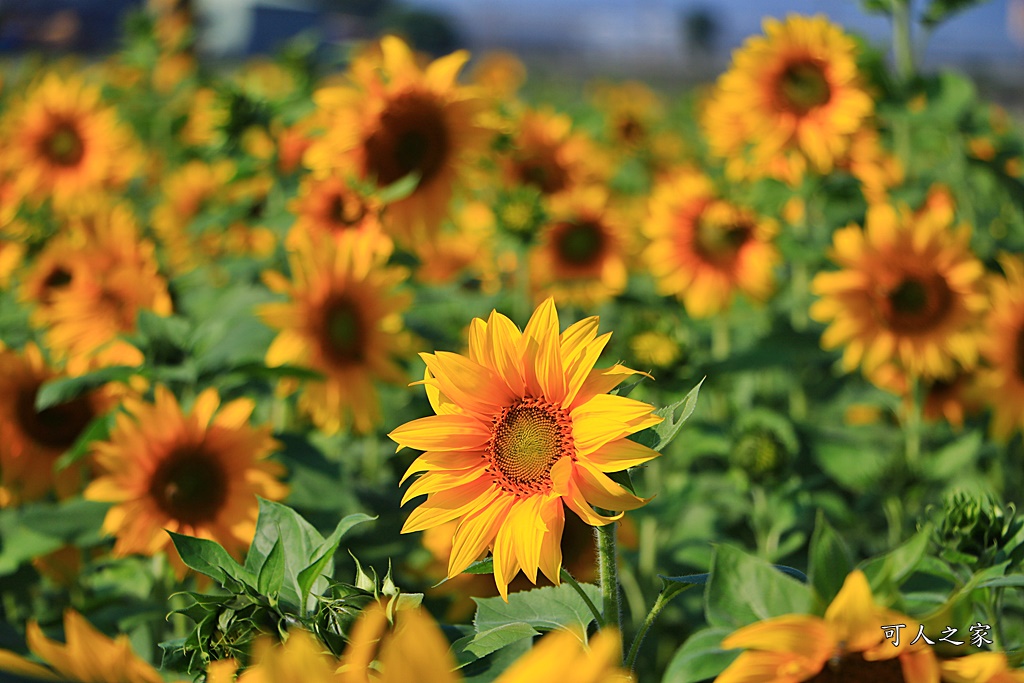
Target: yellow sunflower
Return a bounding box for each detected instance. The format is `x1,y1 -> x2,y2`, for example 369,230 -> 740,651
503,108 -> 607,197
32,203 -> 173,373
0,344 -> 104,507
389,298 -> 661,599
305,36 -> 489,245
716,570 -> 939,683
980,254 -> 1024,440
643,167 -> 779,318
2,73 -> 140,207
259,230 -> 412,435
590,80 -> 663,153
84,386 -> 287,577
701,14 -> 874,183
0,609 -> 167,683
942,653 -> 1024,683
287,174 -> 390,255
530,187 -> 630,306
810,202 -> 988,380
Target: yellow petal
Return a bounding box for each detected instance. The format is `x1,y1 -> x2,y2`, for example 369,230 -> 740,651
389,414 -> 491,452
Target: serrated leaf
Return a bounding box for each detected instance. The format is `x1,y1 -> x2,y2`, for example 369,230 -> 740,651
169,532 -> 252,587
257,538 -> 285,598
35,366 -> 141,410
465,622 -> 539,659
808,512 -> 854,606
297,513 -> 375,606
661,627 -> 739,683
473,583 -> 603,641
642,377 -> 705,452
705,545 -> 813,629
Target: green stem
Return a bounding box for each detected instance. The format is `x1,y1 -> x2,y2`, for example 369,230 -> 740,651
711,315 -> 730,361
560,568 -> 603,630
624,583 -> 694,672
904,375 -> 923,471
892,0 -> 915,83
987,586 -> 1006,653
595,520 -> 622,656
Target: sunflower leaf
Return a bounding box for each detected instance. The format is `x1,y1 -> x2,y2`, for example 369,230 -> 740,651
705,544 -> 812,629
634,377 -> 705,452
661,626 -> 739,683
297,513 -> 376,607
464,622 -> 540,659
922,0 -> 991,27
808,511 -> 855,606
34,366 -> 142,411
55,412 -> 115,471
375,171 -> 422,204
860,525 -> 933,593
257,538 -> 285,601
472,583 -> 603,641
169,531 -> 253,588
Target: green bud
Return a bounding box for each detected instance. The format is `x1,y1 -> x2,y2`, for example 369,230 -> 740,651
933,490 -> 1024,570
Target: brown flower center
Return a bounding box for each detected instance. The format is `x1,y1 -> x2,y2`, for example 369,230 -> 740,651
1015,326 -> 1024,382
485,398 -> 575,496
552,220 -> 606,268
805,653 -> 905,683
149,447 -> 229,525
326,191 -> 367,229
364,90 -> 449,187
319,295 -> 366,365
879,274 -> 953,334
616,115 -> 644,145
16,383 -> 95,451
42,122 -> 85,167
515,147 -> 569,195
777,60 -> 832,115
694,216 -> 751,266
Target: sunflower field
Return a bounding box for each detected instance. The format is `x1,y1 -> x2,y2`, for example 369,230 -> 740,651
2,0 -> 1024,681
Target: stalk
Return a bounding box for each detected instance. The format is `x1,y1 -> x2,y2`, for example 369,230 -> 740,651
595,521 -> 623,661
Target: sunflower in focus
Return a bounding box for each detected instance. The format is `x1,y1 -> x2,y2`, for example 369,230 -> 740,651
715,570 -> 939,683
0,609 -> 165,683
306,36 -> 489,245
389,298 -> 661,599
942,653 -> 1024,683
0,344 -> 105,507
84,386 -> 287,576
259,230 -> 412,435
810,202 -> 988,380
980,254 -> 1024,441
643,167 -> 779,318
530,187 -> 629,306
701,14 -> 873,183
1,73 -> 140,207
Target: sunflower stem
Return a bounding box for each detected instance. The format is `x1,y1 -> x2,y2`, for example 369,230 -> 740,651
595,519 -> 622,657
891,0 -> 915,83
711,315 -> 730,361
624,582 -> 693,672
904,374 -> 923,471
560,568 -> 603,630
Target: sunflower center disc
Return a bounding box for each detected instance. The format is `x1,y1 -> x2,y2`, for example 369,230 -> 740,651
44,123 -> 85,166
487,398 -> 574,495
694,216 -> 750,265
365,90 -> 449,187
554,220 -> 605,267
516,148 -> 568,195
327,192 -> 366,229
16,384 -> 95,450
881,275 -> 953,333
149,448 -> 229,525
805,653 -> 905,683
779,61 -> 832,115
322,297 -> 365,365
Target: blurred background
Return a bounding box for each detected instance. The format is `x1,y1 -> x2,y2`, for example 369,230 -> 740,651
0,0 -> 1021,89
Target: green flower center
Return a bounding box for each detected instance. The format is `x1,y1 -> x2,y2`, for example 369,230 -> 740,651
778,61 -> 832,115
149,448 -> 229,525
487,398 -> 574,495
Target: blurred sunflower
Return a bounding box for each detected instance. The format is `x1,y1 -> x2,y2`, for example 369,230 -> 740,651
32,204 -> 172,372
871,363 -> 984,430
389,298 -> 661,599
84,386 -> 287,576
590,80 -> 663,153
259,230 -> 412,434
0,609 -> 165,683
1,73 -> 140,207
306,36 -> 489,244
413,201 -> 502,291
701,14 -> 873,182
0,239 -> 24,288
980,254 -> 1024,440
0,344 -> 104,506
643,167 -> 779,318
530,187 -> 629,306
503,108 -> 607,197
810,203 -> 988,380
715,570 -> 939,683
942,653 -> 1024,683
287,174 -> 390,255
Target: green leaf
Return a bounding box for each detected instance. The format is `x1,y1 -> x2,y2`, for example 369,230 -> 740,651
245,498 -> 327,611
257,538 -> 285,599
705,545 -> 813,629
0,508 -> 65,576
375,172 -> 421,204
216,362 -> 325,383
297,513 -> 376,606
976,575 -> 1024,589
168,532 -> 252,587
861,526 -> 932,593
923,430 -> 982,482
922,0 -> 992,27
808,512 -> 855,606
662,627 -> 739,683
19,498 -> 108,544
633,377 -> 705,452
35,366 -> 141,410
55,413 -> 114,471
136,310 -> 192,349
464,622 -> 540,659
473,583 -> 603,641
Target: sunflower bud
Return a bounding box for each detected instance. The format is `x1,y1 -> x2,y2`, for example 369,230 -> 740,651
729,409 -> 798,482
495,187 -> 546,241
933,491 -> 1024,570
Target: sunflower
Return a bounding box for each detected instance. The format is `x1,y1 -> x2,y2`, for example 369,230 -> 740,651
810,202 -> 988,381
0,344 -> 104,507
701,14 -> 874,182
590,80 -> 663,153
530,187 -> 630,306
643,167 -> 779,318
305,36 -> 489,245
84,385 -> 287,576
979,254 -> 1024,440
870,363 -> 983,430
1,73 -> 140,207
287,174 -> 390,255
503,108 -> 607,197
715,570 -> 939,683
0,239 -> 24,288
0,609 -> 166,683
389,298 -> 661,599
32,203 -> 173,373
259,230 -> 412,435
942,653 -> 1024,683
